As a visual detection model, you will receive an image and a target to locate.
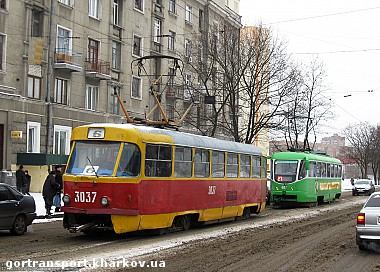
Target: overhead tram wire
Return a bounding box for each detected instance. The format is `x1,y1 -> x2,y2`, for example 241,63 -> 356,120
262,6 -> 380,25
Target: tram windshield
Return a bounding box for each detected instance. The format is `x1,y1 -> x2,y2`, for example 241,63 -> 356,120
273,160 -> 299,183
66,141 -> 141,177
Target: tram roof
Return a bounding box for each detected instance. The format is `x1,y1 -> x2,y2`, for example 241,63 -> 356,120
270,151 -> 341,164
80,123 -> 264,155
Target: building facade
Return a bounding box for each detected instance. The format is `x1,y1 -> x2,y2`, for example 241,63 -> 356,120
0,0 -> 243,191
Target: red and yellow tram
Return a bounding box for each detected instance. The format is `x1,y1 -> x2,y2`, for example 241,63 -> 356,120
62,123 -> 267,234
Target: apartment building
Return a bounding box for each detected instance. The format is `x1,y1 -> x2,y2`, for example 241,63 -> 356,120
0,0 -> 241,190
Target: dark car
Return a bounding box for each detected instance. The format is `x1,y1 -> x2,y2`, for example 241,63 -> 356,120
356,192 -> 380,251
0,183 -> 36,235
352,179 -> 375,196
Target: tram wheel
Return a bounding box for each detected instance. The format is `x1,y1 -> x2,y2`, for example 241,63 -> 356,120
242,208 -> 250,219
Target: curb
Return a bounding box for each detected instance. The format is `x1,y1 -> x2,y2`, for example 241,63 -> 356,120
35,213 -> 64,219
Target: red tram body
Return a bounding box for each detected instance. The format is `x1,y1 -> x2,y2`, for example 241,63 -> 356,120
62,124 -> 267,234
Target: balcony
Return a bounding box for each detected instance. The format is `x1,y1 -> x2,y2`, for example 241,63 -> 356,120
84,59 -> 111,80
53,48 -> 82,72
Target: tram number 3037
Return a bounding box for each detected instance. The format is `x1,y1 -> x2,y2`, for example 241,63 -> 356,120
74,191 -> 97,203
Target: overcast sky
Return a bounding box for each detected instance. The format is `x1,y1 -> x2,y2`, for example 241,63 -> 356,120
239,0 -> 380,137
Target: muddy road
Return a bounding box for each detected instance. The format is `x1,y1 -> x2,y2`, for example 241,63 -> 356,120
1,192 -> 379,272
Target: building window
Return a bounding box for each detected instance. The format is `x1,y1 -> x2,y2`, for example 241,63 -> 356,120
54,78 -> 68,104
59,0 -> 73,6
0,34 -> 4,71
168,0 -> 176,14
86,85 -> 98,110
27,122 -> 41,153
89,0 -> 100,19
88,38 -> 99,69
54,125 -> 72,155
185,38 -> 192,58
133,35 -> 142,57
131,76 -> 142,99
113,0 -> 120,25
27,76 -> 41,99
185,5 -> 192,23
153,18 -> 161,43
0,0 -> 6,10
32,9 -> 44,37
134,0 -> 143,12
56,26 -> 72,60
168,30 -> 175,50
112,41 -> 121,70
199,9 -> 203,31
110,86 -> 120,114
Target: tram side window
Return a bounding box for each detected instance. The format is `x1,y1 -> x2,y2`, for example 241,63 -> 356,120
317,162 -> 326,177
116,143 -> 141,177
212,151 -> 225,178
337,165 -> 342,177
309,161 -> 316,177
261,157 -> 267,178
174,147 -> 192,178
194,149 -> 210,178
227,153 -> 238,178
240,154 -> 250,178
326,163 -> 331,177
252,156 -> 261,178
145,144 -> 172,177
299,160 -> 306,180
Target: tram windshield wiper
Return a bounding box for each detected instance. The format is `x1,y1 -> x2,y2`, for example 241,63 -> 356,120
86,156 -> 99,178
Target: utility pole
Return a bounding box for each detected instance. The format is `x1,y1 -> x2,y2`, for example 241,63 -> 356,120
46,0 -> 54,154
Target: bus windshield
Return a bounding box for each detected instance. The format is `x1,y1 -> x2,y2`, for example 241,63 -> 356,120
66,141 -> 121,176
273,160 -> 299,183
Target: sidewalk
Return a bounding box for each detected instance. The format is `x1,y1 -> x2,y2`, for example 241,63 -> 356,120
30,192 -> 63,223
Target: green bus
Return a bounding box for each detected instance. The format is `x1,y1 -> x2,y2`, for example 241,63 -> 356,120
270,151 -> 342,207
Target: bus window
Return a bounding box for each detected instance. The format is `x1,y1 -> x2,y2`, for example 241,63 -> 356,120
252,156 -> 261,178
174,147 -> 192,178
66,141 -> 120,176
212,151 -> 225,178
116,143 -> 141,177
227,153 -> 238,178
145,144 -> 172,177
240,154 -> 250,178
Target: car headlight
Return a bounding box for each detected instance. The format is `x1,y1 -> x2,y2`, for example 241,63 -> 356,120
62,194 -> 71,204
100,196 -> 109,207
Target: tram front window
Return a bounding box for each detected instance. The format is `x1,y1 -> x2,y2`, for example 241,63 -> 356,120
274,160 -> 298,183
66,141 -> 121,176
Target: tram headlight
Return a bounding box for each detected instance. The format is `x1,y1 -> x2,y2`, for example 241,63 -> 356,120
62,194 -> 71,204
100,196 -> 109,207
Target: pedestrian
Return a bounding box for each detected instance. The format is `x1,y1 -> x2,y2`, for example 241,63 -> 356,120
24,170 -> 31,195
350,177 -> 355,186
42,170 -> 59,218
54,165 -> 63,212
15,165 -> 27,193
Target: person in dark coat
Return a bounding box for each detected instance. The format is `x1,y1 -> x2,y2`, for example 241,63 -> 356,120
42,171 -> 59,218
15,165 -> 27,193
54,165 -> 63,212
24,170 -> 31,194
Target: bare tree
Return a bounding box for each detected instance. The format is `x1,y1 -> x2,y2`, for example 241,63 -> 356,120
182,24 -> 301,144
280,57 -> 333,151
343,122 -> 375,178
